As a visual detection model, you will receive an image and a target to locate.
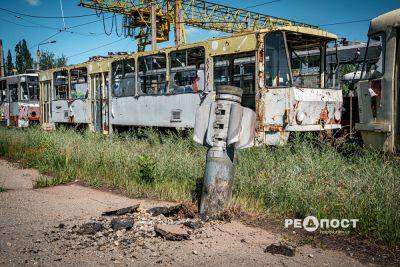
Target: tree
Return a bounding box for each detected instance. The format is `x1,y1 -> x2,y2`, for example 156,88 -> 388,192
55,54 -> 67,68
14,39 -> 33,74
15,42 -> 23,74
39,50 -> 68,70
21,39 -> 33,71
5,50 -> 14,76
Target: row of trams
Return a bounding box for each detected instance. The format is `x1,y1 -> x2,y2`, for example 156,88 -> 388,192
1,9 -> 399,152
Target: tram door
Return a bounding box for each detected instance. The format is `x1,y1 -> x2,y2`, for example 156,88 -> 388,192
91,72 -> 109,133
41,81 -> 52,125
91,73 -> 102,132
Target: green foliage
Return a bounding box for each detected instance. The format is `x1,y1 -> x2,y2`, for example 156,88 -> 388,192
0,186 -> 5,192
339,64 -> 359,96
0,126 -> 398,246
137,154 -> 156,185
34,175 -> 68,189
14,39 -> 33,74
5,50 -> 14,76
39,50 -> 68,70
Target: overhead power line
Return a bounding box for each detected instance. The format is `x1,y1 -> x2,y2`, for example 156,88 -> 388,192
319,18 -> 371,27
244,0 -> 282,9
0,17 -> 42,28
0,7 -> 97,19
66,38 -> 127,59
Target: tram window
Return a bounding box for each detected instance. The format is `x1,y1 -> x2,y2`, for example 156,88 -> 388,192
264,32 -> 291,87
20,82 -> 29,100
54,70 -> 69,100
170,47 -> 205,94
0,80 -> 6,102
0,90 -> 5,102
28,77 -> 39,100
70,68 -> 88,99
363,33 -> 385,80
290,46 -> 321,88
213,53 -> 256,94
9,84 -> 18,102
112,59 -> 135,97
138,53 -> 167,95
325,41 -> 341,89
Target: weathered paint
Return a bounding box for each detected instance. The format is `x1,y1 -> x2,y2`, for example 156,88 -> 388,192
110,93 -> 211,128
0,74 -> 40,128
355,9 -> 400,153
39,25 -> 342,146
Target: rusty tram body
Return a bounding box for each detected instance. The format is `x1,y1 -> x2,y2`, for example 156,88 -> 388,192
39,26 -> 342,145
0,73 -> 40,127
355,9 -> 400,153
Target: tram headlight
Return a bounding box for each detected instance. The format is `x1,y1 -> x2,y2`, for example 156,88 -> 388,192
296,111 -> 305,124
334,108 -> 341,122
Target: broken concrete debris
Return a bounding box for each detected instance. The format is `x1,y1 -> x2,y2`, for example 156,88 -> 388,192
147,203 -> 196,218
264,243 -> 295,257
77,222 -> 104,235
50,203 -> 234,259
101,204 -> 140,216
154,224 -> 190,241
183,219 -> 203,230
111,218 -> 133,231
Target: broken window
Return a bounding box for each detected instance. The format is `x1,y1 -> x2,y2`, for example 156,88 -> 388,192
53,70 -> 69,100
213,52 -> 256,109
363,32 -> 385,80
70,68 -> 88,99
28,76 -> 39,100
20,82 -> 29,101
290,45 -> 321,88
264,32 -> 291,87
138,53 -> 167,95
169,47 -> 205,94
112,59 -> 135,97
9,84 -> 18,102
0,80 -> 6,102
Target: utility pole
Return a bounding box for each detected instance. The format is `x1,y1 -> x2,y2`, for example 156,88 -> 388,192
36,40 -> 56,71
36,49 -> 41,71
0,40 -> 4,77
150,0 -> 157,51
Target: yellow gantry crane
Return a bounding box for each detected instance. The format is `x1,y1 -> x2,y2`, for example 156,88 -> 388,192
79,0 -> 319,51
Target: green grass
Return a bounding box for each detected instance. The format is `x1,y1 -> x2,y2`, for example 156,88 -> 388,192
34,175 -> 70,189
0,125 -> 399,246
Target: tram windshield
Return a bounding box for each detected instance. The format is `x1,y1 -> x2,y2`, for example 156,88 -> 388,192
265,31 -> 336,89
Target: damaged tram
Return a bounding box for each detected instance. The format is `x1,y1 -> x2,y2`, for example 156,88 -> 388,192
355,9 -> 400,153
0,73 -> 40,127
39,26 -> 342,145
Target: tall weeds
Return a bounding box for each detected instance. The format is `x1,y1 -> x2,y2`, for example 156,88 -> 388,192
0,126 -> 398,245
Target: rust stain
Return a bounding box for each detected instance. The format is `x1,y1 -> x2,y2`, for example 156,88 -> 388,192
319,106 -> 330,124
28,107 -> 40,121
68,115 -> 75,124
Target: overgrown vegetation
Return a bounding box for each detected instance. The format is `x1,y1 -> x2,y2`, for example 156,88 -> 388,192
0,126 -> 398,246
34,175 -> 69,189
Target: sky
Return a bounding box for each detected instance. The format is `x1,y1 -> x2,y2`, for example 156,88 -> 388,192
0,0 -> 399,65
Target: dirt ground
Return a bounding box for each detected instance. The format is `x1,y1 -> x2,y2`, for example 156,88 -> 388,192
0,158 -> 380,266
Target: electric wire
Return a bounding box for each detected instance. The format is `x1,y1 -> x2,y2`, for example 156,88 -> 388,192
319,19 -> 371,27
244,0 -> 282,9
66,38 -> 127,59
0,7 -> 97,19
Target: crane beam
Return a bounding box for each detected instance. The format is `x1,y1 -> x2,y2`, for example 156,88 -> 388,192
79,0 -> 319,50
